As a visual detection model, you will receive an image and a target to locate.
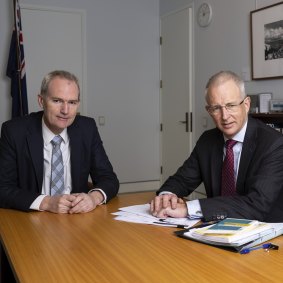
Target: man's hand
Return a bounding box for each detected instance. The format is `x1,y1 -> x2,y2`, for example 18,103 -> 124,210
152,202 -> 188,218
150,194 -> 188,218
69,191 -> 104,214
39,191 -> 104,214
40,194 -> 77,213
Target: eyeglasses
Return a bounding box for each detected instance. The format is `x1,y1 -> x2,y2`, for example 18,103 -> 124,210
206,98 -> 246,115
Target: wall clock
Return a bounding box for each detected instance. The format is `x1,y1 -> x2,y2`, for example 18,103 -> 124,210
197,2 -> 212,27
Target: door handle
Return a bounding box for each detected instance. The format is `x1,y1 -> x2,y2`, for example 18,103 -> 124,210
179,112 -> 189,132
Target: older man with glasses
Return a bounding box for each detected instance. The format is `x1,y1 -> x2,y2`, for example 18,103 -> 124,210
151,70 -> 283,223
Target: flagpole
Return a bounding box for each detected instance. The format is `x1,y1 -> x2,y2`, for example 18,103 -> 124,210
13,0 -> 23,116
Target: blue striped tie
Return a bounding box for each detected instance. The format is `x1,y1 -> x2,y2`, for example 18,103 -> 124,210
50,135 -> 64,196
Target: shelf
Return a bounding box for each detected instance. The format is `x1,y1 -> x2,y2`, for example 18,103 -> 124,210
250,113 -> 283,124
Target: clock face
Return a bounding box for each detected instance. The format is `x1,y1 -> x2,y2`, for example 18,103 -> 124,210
198,3 -> 212,27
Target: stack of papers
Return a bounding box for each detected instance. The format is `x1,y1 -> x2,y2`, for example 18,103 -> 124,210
112,203 -> 199,228
176,218 -> 283,251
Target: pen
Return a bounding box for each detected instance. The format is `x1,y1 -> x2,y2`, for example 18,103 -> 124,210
173,220 -> 222,235
153,222 -> 187,228
240,243 -> 279,254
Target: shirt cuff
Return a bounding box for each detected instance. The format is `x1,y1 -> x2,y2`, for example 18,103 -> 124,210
186,199 -> 203,219
30,195 -> 47,211
158,191 -> 175,196
88,188 -> 107,204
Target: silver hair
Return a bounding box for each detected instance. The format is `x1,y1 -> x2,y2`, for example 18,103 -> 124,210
40,70 -> 80,100
205,71 -> 246,101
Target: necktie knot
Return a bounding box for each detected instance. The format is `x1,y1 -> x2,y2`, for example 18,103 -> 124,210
51,135 -> 63,147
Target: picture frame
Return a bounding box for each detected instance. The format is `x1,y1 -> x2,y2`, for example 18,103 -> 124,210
250,2 -> 283,80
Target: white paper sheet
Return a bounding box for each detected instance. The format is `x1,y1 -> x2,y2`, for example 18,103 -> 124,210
112,203 -> 199,228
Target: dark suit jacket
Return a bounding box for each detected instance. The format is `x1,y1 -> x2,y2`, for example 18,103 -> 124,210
158,117 -> 283,222
0,111 -> 119,211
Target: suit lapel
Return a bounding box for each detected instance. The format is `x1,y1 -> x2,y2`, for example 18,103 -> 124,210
27,113 -> 44,191
236,118 -> 257,194
68,119 -> 82,192
211,133 -> 225,196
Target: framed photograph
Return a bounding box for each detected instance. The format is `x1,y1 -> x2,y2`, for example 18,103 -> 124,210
250,2 -> 283,80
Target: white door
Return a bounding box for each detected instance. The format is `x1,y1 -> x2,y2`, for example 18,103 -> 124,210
160,8 -> 193,183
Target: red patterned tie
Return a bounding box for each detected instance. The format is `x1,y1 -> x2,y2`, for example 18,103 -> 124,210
221,139 -> 237,196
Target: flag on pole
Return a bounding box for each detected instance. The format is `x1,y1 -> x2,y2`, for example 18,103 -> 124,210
6,0 -> 28,118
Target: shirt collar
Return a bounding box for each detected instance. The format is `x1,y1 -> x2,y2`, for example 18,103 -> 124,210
223,119 -> 247,143
42,118 -> 68,145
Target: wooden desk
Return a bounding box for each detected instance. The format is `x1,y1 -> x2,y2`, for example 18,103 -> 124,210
0,192 -> 283,283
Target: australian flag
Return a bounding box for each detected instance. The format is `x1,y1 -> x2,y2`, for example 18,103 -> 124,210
6,0 -> 28,118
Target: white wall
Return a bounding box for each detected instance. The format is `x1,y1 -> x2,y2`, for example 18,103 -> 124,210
160,0 -> 283,141
2,0 -> 282,192
0,0 -> 160,190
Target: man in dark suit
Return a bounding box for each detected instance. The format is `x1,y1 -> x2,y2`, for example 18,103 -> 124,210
0,70 -> 119,213
151,71 -> 283,222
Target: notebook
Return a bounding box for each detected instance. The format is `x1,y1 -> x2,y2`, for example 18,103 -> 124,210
174,219 -> 283,252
